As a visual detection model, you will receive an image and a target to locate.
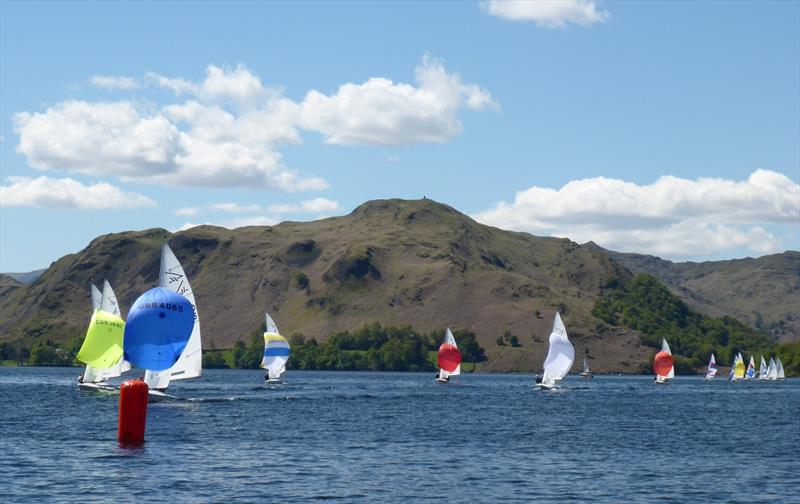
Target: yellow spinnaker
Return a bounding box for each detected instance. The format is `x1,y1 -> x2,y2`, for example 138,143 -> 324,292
76,310 -> 125,369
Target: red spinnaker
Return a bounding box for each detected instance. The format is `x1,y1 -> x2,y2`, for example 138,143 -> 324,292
438,343 -> 461,372
653,350 -> 673,376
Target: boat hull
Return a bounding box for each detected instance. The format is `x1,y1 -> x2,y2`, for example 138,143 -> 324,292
148,389 -> 178,401
78,382 -> 117,392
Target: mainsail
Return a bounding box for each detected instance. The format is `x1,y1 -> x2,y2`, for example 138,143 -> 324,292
759,356 -> 768,380
776,358 -> 785,380
582,356 -> 590,374
261,313 -> 291,380
541,313 -> 574,386
767,357 -> 777,380
705,353 -> 717,379
653,338 -> 674,382
144,244 -> 203,389
437,328 -> 462,379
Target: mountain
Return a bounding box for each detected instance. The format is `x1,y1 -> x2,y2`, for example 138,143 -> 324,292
586,244 -> 800,343
0,198 -> 649,372
3,269 -> 46,285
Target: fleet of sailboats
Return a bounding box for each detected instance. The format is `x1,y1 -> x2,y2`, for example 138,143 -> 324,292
436,328 -> 461,383
262,313 -> 291,383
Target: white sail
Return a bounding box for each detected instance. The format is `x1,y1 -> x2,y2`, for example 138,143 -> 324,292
582,356 -> 590,374
146,244 -> 203,389
776,358 -> 785,380
91,284 -> 102,311
767,357 -> 777,380
541,312 -> 574,385
261,313 -> 291,380
661,338 -> 675,379
745,356 -> 756,379
759,356 -> 768,379
705,353 -> 717,379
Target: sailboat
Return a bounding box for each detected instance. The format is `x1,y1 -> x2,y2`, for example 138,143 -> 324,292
653,339 -> 674,385
745,356 -> 756,379
704,353 -> 717,380
536,312 -> 574,390
766,357 -> 777,380
77,281 -> 130,391
580,356 -> 593,378
729,353 -> 745,381
776,358 -> 786,380
758,356 -> 768,380
142,244 -> 203,396
124,287 -> 195,399
262,313 -> 291,384
436,328 -> 461,383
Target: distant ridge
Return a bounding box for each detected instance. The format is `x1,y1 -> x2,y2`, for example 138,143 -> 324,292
3,269 -> 46,285
584,243 -> 800,343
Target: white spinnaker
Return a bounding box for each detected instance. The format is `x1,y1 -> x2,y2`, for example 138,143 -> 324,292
439,327 -> 461,378
144,244 -> 203,389
661,338 -> 675,379
541,312 -> 574,385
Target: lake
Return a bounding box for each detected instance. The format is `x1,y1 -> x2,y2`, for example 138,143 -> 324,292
1,368 -> 798,503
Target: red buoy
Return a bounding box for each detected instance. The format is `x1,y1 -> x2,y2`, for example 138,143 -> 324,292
118,379 -> 149,446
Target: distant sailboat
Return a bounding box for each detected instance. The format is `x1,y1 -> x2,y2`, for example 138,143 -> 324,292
758,356 -> 768,380
580,356 -> 593,378
143,244 -> 203,395
537,312 -> 574,389
77,281 -> 130,391
262,313 -> 291,383
124,287 -> 195,399
745,356 -> 756,380
766,357 -> 777,380
776,358 -> 785,380
436,328 -> 461,383
704,353 -> 717,380
731,353 -> 745,381
653,339 -> 674,385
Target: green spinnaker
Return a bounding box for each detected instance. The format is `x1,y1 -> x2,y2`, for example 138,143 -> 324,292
76,310 -> 125,369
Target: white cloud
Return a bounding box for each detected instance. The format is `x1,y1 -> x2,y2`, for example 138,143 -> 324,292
0,176 -> 156,209
175,206 -> 199,216
90,75 -> 139,90
298,55 -> 498,145
473,169 -> 799,259
212,202 -> 262,213
13,58 -> 493,191
177,215 -> 279,231
482,0 -> 609,28
268,197 -> 340,214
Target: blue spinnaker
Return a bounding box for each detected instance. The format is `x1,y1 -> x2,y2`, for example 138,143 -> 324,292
123,287 -> 195,371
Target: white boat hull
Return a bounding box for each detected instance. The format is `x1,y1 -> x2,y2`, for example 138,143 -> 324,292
265,378 -> 283,385
148,389 -> 178,401
435,377 -> 450,383
78,382 -> 117,392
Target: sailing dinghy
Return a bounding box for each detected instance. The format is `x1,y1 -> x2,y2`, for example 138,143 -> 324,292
436,328 -> 461,383
745,356 -> 756,379
766,357 -> 777,380
124,287 -> 195,399
536,313 -> 574,390
262,313 -> 291,384
77,281 -> 130,391
758,356 -> 768,380
142,244 -> 203,398
704,354 -> 717,380
731,353 -> 745,381
653,339 -> 674,385
776,358 -> 786,380
580,356 -> 593,378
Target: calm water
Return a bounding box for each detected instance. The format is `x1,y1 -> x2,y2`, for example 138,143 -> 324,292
1,368 -> 798,503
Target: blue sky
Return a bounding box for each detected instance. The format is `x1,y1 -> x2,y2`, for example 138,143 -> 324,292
1,0 -> 798,272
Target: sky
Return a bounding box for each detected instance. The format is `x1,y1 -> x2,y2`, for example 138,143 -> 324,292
1,0 -> 798,272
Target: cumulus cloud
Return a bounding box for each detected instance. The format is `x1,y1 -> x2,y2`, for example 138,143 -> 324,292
298,55 -> 497,145
14,58 -> 490,192
90,75 -> 139,90
481,0 -> 609,28
175,206 -> 199,216
473,169 -> 799,259
176,215 -> 279,231
0,176 -> 156,209
212,202 -> 263,213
